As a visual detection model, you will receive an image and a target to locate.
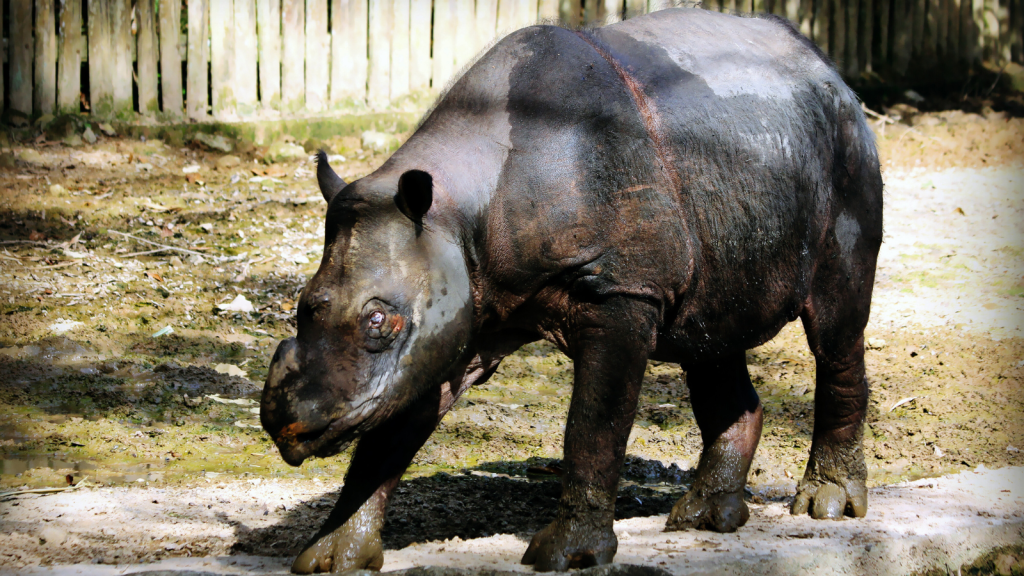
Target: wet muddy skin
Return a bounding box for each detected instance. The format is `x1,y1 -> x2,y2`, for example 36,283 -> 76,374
0,109 -> 1022,568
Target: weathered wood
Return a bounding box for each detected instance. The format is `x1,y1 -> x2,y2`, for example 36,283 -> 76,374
235,0 -> 259,115
798,0 -> 812,39
519,0 -> 538,28
0,1 -> 4,115
34,0 -> 58,115
752,0 -> 765,15
87,0 -> 112,116
111,0 -> 133,117
187,0 -> 211,120
410,0 -> 433,90
455,0 -> 476,69
432,0 -> 456,88
832,0 -> 846,61
913,0 -> 926,54
860,0 -> 873,72
305,0 -> 330,112
476,0 -> 498,52
498,0 -> 515,31
392,0 -> 411,99
938,0 -> 949,55
968,0 -> 984,64
258,0 -> 282,109
137,0 -> 160,115
925,0 -> 940,58
603,0 -> 622,23
561,0 -> 582,25
846,0 -> 859,76
948,0 -> 961,59
210,0 -> 236,119
282,0 -> 306,112
1013,0 -> 1023,62
538,0 -> 559,20
879,0 -> 891,67
9,1 -> 34,115
159,0 -> 184,117
352,0 -> 370,99
893,0 -> 912,73
813,0 -> 830,56
368,0 -> 393,106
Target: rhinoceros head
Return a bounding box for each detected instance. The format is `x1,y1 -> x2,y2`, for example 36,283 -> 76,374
261,152 -> 473,466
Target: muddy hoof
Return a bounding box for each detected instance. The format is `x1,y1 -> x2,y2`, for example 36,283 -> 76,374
665,489 -> 749,533
292,527 -> 384,574
791,478 -> 867,519
521,518 -> 617,572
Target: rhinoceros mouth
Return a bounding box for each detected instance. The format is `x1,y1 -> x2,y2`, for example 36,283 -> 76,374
274,418 -> 359,466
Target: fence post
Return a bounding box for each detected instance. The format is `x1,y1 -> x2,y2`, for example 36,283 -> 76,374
392,0 -> 412,100
368,0 -> 393,107
0,1 -> 4,116
306,0 -> 330,112
137,0 -> 160,115
433,0 -> 456,89
331,0 -> 369,106
10,1 -> 34,116
411,0 -> 434,90
456,0 -> 477,68
34,0 -> 58,116
211,0 -> 237,119
112,0 -> 133,118
846,0 -> 859,77
159,0 -> 184,118
258,0 -> 282,110
538,0 -> 559,20
235,0 -> 259,116
187,0 -> 211,120
561,0 -> 582,25
283,0 -> 307,113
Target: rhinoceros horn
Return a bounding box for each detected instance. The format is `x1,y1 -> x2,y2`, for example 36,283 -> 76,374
316,150 -> 347,204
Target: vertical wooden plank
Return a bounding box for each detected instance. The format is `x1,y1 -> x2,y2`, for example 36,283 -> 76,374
860,0 -> 872,72
846,0 -> 859,76
752,0 -> 766,14
0,1 -> 4,115
58,0 -> 82,115
561,0 -> 582,25
137,0 -> 160,115
111,0 -> 133,117
476,0 -> 498,52
367,0 -> 392,106
519,0 -> 538,27
258,0 -> 282,109
832,0 -> 845,61
894,0 -> 912,73
455,0 -> 475,68
187,0 -> 211,120
949,0 -> 961,59
604,0 -> 622,23
87,1 -> 111,116
330,0 -> 353,104
938,0 -> 949,55
235,0 -> 259,115
159,0 -> 184,117
1013,0 -> 1023,62
392,0 -> 411,99
798,0 -> 813,39
10,0 -> 34,115
538,0 -> 559,20
584,0 -> 599,22
913,0 -> 926,54
34,0 -> 58,115
813,0 -> 830,55
497,0 -> 515,31
879,0 -> 891,68
282,0 -> 306,113
926,0 -> 941,58
410,0 -> 433,90
969,0 -> 984,65
306,0 -> 329,112
432,0 -> 455,87
210,0 -> 236,119
352,0 -> 369,99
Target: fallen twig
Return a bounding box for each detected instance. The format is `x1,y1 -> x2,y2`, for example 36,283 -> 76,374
0,477 -> 92,502
890,396 -> 919,412
861,103 -> 896,124
108,230 -> 208,258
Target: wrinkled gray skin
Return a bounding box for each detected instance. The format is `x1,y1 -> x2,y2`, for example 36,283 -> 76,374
262,7 -> 882,574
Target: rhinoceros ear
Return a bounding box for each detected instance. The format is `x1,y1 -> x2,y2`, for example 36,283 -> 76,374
396,170 -> 433,223
316,150 -> 347,204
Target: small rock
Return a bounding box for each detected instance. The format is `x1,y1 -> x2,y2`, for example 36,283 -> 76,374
218,294 -> 255,313
994,554 -> 1018,576
169,256 -> 183,267
82,126 -> 98,144
63,134 -> 83,147
182,164 -> 202,174
97,122 -> 116,137
214,363 -> 247,378
16,149 -> 44,165
933,445 -> 943,457
48,184 -> 67,196
265,139 -> 307,163
216,154 -> 241,169
187,253 -> 205,265
360,130 -> 398,152
866,337 -> 886,350
199,222 -> 214,233
194,132 -> 234,153
1009,445 -> 1020,453
40,526 -> 68,546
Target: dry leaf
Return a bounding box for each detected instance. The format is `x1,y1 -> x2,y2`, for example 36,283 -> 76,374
146,271 -> 164,283
954,207 -> 965,215
29,230 -> 46,241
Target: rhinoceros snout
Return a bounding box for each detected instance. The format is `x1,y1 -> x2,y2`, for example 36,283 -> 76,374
261,338 -> 303,440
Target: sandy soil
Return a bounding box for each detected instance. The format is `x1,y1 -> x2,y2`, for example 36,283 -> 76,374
0,107 -> 1022,572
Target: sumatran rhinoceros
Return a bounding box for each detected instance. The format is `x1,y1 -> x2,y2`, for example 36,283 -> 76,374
260,6 -> 882,573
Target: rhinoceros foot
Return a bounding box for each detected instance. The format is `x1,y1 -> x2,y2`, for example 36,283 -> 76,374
291,522 -> 384,574
791,477 -> 867,519
521,513 -> 617,572
665,488 -> 749,533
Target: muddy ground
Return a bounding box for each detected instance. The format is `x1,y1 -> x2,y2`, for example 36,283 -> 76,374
0,102 -> 1022,570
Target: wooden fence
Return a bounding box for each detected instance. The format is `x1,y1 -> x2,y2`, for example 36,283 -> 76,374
1,0 -> 1021,122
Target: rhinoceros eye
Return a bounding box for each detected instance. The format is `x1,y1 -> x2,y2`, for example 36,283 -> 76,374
368,310 -> 386,329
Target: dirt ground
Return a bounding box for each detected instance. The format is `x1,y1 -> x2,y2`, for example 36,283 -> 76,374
0,102 -> 1022,570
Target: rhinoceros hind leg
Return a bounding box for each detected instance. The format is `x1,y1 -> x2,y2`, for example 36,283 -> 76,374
666,353 -> 762,533
521,298 -> 657,571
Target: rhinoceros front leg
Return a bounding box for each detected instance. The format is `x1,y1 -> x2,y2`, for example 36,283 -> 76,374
521,298 -> 656,571
666,354 -> 762,533
292,391 -> 441,574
